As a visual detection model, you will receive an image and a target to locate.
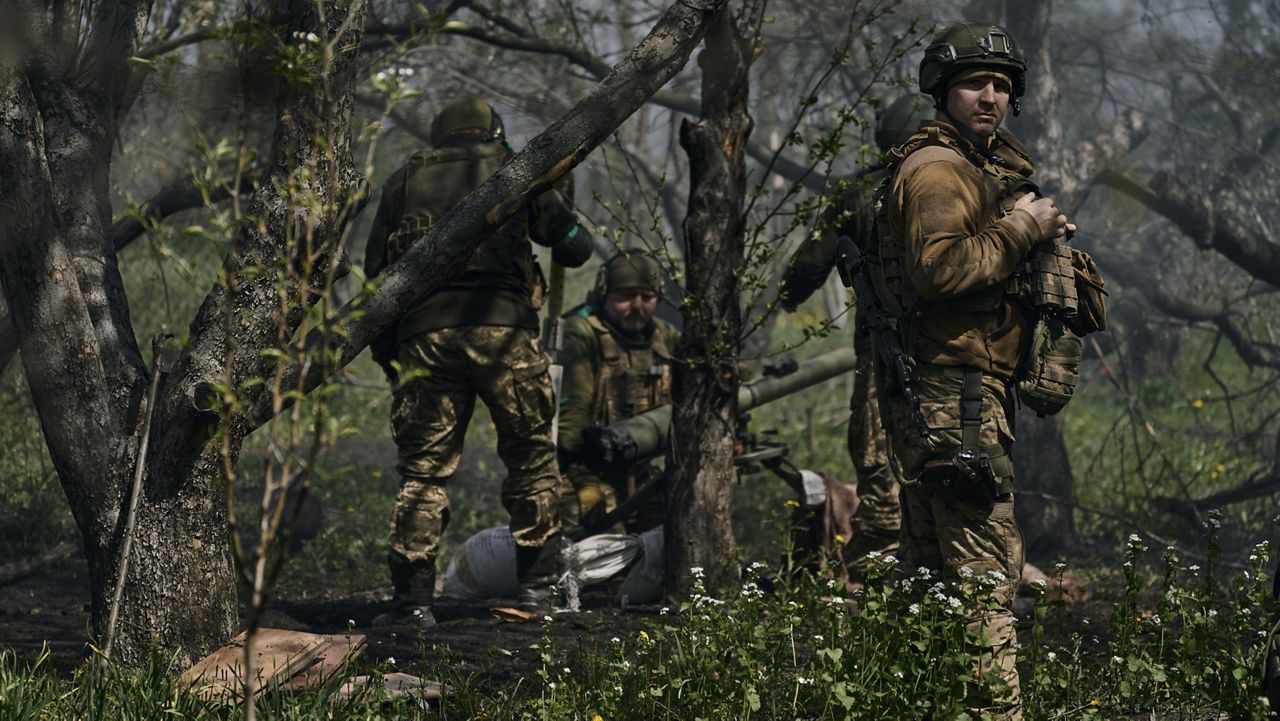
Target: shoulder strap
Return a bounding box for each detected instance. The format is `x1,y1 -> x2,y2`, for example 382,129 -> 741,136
585,315 -> 623,361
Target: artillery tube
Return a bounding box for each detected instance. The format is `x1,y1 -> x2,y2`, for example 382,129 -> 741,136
586,346 -> 858,466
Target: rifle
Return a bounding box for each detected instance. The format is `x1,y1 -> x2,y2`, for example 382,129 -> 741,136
834,235 -> 928,438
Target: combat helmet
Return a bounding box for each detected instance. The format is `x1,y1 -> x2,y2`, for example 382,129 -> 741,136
597,250 -> 663,297
874,94 -> 935,151
429,96 -> 506,147
919,22 -> 1026,111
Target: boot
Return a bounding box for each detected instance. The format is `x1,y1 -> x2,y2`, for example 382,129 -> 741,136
514,536 -> 564,613
372,555 -> 437,627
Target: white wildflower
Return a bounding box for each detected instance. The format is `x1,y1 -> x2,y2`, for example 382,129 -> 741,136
386,656 -> 396,666
1111,656 -> 1123,664
1046,651 -> 1057,662
908,603 -> 921,615
958,566 -> 975,579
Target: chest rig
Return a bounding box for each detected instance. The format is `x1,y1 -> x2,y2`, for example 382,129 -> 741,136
586,315 -> 674,426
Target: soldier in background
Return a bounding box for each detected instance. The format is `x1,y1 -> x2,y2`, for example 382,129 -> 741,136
556,250 -> 679,536
363,96 -> 593,624
873,23 -> 1072,719
779,94 -> 934,584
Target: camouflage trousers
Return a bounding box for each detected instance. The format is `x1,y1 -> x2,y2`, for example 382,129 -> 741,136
844,354 -> 903,579
886,363 -> 1025,720
388,326 -> 561,584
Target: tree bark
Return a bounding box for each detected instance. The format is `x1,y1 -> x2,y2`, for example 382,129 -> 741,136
666,7 -> 754,600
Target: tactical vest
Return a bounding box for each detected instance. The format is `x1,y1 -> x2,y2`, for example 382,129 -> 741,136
586,315 -> 674,426
385,142 -> 535,291
869,125 -> 1037,340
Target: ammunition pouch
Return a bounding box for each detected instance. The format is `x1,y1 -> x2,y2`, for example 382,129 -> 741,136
1016,315 -> 1082,416
1069,248 -> 1107,335
386,213 -> 436,266
1022,240 -> 1077,315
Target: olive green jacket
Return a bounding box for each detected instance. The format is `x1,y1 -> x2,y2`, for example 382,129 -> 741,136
363,140 -> 592,369
779,167 -> 889,355
557,311 -> 680,458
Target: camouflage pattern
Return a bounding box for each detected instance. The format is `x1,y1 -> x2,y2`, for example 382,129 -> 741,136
388,326 -> 561,594
842,354 -> 902,577
875,86 -> 1038,717
892,364 -> 1024,718
557,311 -> 678,533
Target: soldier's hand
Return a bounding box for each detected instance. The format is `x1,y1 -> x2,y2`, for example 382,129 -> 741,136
1014,192 -> 1068,242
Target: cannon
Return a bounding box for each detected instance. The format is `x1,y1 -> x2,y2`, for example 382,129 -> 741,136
581,346 -> 857,469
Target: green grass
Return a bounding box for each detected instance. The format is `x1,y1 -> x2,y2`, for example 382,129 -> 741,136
3,526 -> 1274,719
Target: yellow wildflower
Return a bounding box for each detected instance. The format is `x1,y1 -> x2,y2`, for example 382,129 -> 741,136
371,468 -> 383,478
784,499 -> 800,508
834,534 -> 845,544
1191,398 -> 1205,410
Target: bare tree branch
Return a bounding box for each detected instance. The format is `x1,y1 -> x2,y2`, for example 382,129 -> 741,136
1100,170 -> 1280,288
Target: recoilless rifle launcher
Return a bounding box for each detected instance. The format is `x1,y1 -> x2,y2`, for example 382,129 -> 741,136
574,347 -> 857,537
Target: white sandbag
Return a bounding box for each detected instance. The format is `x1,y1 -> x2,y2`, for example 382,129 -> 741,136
441,526 -> 644,604
560,533 -> 641,611
616,526 -> 664,607
441,527 -> 520,601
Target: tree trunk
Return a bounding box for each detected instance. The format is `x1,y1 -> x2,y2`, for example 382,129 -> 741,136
666,7 -> 754,600
1004,0 -> 1077,556
1011,413 -> 1075,558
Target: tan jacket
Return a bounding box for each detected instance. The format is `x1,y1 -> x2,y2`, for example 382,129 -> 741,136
887,120 -> 1042,378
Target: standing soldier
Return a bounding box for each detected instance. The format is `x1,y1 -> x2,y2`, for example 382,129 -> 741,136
779,93 -> 934,584
363,96 -> 593,624
556,250 -> 678,536
871,23 -> 1073,719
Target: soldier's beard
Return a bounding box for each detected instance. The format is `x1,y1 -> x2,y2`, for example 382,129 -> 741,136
605,307 -> 653,334
616,311 -> 651,333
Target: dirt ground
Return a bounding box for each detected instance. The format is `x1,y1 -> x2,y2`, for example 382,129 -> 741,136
0,551 -> 663,690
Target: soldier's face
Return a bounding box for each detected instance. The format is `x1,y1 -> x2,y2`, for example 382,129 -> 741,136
944,76 -> 1011,138
603,288 -> 658,332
